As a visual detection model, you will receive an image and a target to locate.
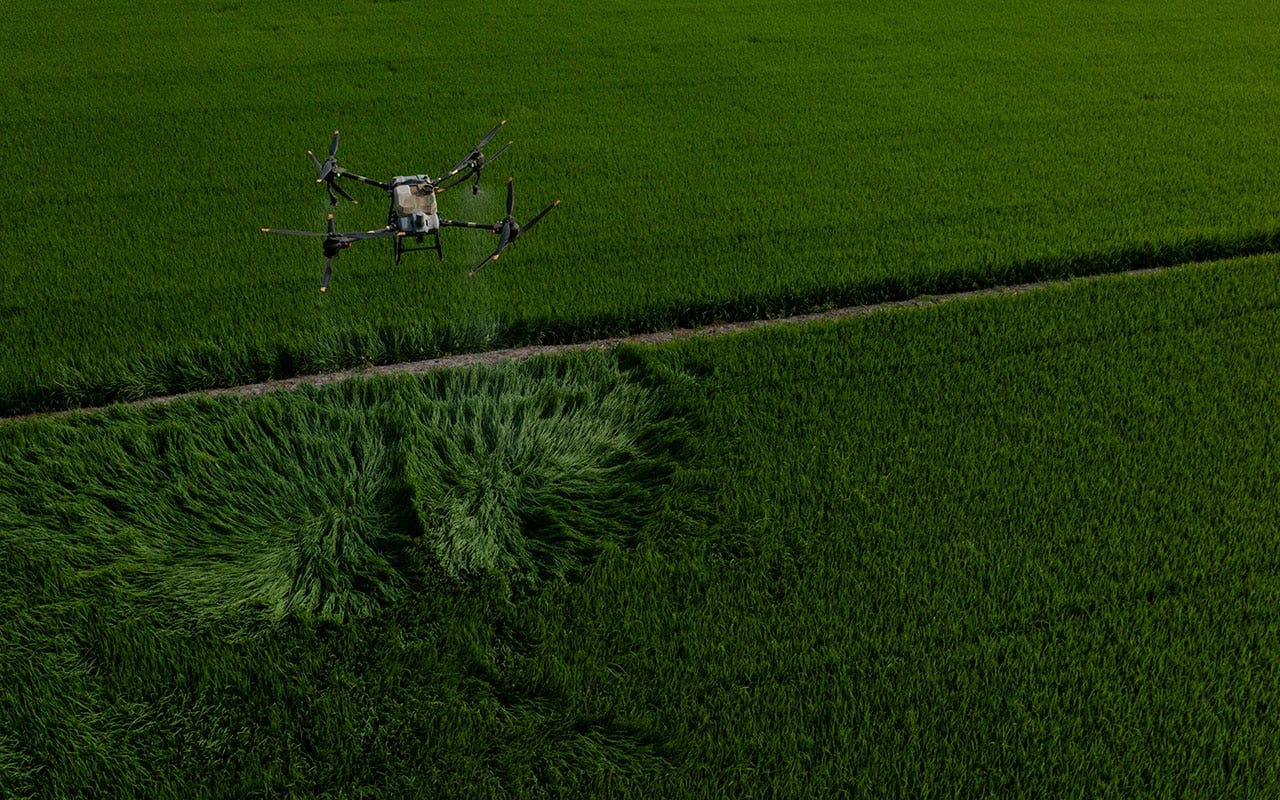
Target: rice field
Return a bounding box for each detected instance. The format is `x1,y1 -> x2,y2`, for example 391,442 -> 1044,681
7,1 -> 1280,795
4,0 -> 1280,412
4,254 -> 1280,797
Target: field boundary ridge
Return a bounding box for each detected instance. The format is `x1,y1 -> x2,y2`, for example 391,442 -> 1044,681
3,256 -> 1251,424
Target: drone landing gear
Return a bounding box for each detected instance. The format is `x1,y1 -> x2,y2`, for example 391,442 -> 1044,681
393,231 -> 443,265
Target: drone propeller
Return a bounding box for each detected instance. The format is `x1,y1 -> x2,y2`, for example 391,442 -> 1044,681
448,120 -> 506,176
521,198 -> 559,233
308,131 -> 360,206
308,131 -> 340,181
329,180 -> 357,205
470,177 -> 560,275
442,120 -> 512,194
261,213 -> 402,291
477,120 -> 505,150
321,258 -> 334,291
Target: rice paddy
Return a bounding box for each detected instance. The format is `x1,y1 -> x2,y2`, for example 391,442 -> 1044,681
3,0 -> 1280,412
6,0 -> 1280,796
5,255 -> 1280,796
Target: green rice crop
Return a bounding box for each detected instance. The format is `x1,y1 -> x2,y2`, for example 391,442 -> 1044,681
601,253 -> 1280,797
4,0 -> 1280,411
5,254 -> 1280,796
0,357 -> 685,797
397,367 -> 674,581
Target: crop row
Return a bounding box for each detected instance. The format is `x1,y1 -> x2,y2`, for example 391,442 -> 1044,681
3,0 -> 1280,411
4,253 -> 1280,795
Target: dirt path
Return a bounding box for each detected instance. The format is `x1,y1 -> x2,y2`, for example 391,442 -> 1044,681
4,265 -> 1174,422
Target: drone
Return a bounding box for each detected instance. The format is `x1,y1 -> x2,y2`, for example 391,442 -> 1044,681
261,121 -> 559,291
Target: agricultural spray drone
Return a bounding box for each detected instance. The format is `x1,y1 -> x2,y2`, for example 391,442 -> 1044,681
260,121 -> 560,291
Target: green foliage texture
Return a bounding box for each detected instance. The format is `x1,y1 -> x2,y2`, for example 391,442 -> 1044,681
5,0 -> 1280,795
4,256 -> 1280,796
3,0 -> 1280,411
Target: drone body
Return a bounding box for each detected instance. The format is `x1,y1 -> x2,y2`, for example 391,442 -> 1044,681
390,177 -> 439,235
261,121 -> 559,290
387,175 -> 445,263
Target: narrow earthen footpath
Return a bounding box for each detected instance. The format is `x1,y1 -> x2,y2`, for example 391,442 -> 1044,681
2,265 -> 1180,422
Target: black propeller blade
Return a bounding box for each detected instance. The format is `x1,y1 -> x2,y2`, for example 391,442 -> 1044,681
487,139 -> 513,164
522,199 -> 559,233
477,120 -> 504,150
442,120 -> 512,195
469,177 -> 560,276
471,251 -> 501,275
308,130 -> 361,206
330,180 -> 357,205
448,120 -> 506,175
496,220 -> 513,254
309,130 -> 340,181
261,213 -> 402,291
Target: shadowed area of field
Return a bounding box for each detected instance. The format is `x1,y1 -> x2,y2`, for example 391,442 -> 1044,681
3,255 -> 1280,796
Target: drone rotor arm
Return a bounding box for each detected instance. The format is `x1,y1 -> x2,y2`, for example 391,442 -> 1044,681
444,154 -> 476,178
439,218 -> 498,231
260,227 -> 328,237
338,227 -> 402,242
436,170 -> 476,192
334,168 -> 391,191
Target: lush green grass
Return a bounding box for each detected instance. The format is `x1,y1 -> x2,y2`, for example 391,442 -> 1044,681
0,357 -> 684,798
607,254 -> 1280,796
4,0 -> 1280,411
5,254 -> 1280,797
